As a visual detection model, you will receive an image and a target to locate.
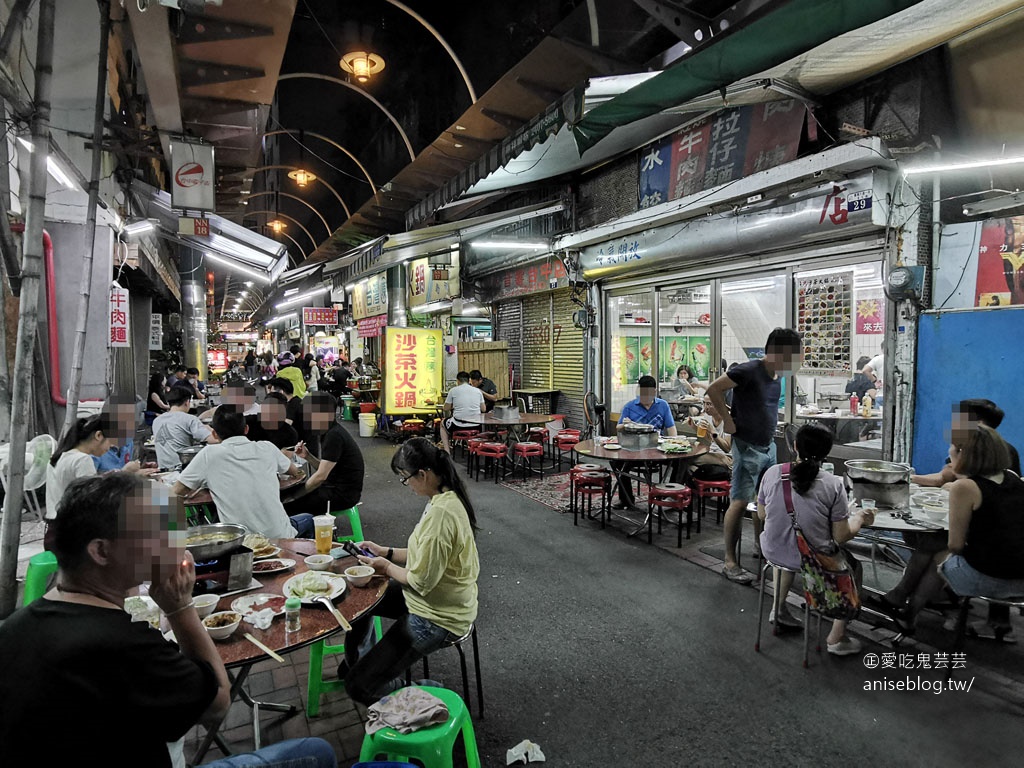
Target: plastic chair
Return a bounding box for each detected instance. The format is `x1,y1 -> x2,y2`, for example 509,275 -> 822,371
647,484 -> 694,547
307,504 -> 383,717
23,550 -> 58,606
358,686 -> 481,768
421,623 -> 485,718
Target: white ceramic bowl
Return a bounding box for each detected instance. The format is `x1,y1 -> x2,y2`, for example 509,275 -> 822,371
304,554 -> 334,572
202,611 -> 241,640
344,565 -> 375,587
193,594 -> 220,619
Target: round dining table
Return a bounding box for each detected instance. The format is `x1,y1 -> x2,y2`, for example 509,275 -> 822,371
191,537 -> 388,762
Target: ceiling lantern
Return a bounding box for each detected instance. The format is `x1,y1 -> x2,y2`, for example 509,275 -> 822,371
340,50 -> 386,84
287,168 -> 317,187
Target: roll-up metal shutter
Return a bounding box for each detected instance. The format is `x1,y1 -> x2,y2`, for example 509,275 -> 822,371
521,293 -> 550,396
551,289 -> 585,430
495,300 -> 523,387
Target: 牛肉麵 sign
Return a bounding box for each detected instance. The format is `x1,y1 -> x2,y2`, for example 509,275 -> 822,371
383,327 -> 443,414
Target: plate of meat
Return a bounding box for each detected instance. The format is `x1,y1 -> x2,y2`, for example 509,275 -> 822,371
251,558 -> 295,575
230,592 -> 288,618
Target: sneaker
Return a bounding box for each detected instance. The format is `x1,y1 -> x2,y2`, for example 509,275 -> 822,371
827,637 -> 863,656
722,564 -> 754,584
769,609 -> 803,631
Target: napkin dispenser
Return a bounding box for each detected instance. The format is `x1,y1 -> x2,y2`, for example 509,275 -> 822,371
493,404 -> 520,420
618,422 -> 659,450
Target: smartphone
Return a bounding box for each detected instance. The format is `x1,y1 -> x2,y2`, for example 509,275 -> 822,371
341,540 -> 372,558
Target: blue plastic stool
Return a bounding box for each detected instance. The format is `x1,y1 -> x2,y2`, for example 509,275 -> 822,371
358,687 -> 481,768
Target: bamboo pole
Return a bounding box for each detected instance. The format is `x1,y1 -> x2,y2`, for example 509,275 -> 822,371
0,0 -> 55,618
59,0 -> 111,440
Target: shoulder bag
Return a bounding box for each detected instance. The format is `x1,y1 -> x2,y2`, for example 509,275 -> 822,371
780,463 -> 861,620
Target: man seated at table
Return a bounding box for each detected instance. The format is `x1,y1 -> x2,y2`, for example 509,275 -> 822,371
469,369 -> 499,413
0,472 -> 337,768
440,371 -> 485,453
172,407 -> 312,538
286,392 -> 365,519
267,376 -> 319,454
613,375 -> 678,509
245,391 -> 299,450
151,387 -> 212,469
218,380 -> 260,418
845,355 -> 878,402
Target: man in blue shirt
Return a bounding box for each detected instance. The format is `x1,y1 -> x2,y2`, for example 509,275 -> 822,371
707,327 -> 802,584
613,375 -> 677,509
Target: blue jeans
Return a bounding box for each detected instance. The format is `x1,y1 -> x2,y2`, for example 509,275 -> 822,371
730,437 -> 776,502
201,737 -> 336,767
940,555 -> 1024,600
289,513 -> 315,538
344,580 -> 459,705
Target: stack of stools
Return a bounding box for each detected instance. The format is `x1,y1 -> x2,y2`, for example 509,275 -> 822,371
508,441 -> 545,480
474,442 -> 508,483
691,479 -> 732,523
552,428 -> 581,470
572,467 -> 612,528
647,483 -> 695,547
451,429 -> 481,458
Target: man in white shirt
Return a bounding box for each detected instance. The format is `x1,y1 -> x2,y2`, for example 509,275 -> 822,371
440,371 -> 485,453
151,388 -> 212,469
172,407 -> 311,538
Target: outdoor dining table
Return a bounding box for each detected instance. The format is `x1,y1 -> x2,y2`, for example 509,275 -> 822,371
191,537 -> 388,763
153,472 -> 308,525
461,412 -> 561,444
573,438 -> 709,536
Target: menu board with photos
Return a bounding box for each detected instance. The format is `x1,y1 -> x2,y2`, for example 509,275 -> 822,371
796,272 -> 853,374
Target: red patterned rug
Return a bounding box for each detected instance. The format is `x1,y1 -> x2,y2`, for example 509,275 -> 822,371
498,471 -> 650,511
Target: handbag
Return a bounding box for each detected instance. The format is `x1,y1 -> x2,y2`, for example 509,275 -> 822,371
780,463 -> 861,620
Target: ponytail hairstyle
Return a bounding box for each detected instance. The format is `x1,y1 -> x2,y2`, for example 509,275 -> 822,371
51,414 -> 108,466
790,423 -> 834,496
391,437 -> 478,531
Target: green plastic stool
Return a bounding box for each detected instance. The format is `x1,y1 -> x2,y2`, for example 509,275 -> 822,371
358,686 -> 481,768
307,503 -> 383,717
23,550 -> 58,606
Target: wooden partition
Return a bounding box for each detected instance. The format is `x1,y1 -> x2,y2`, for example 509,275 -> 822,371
457,341 -> 510,399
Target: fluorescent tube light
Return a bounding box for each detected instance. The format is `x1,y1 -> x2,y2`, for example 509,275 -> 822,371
904,156 -> 1024,175
470,240 -> 548,250
122,219 -> 156,237
275,285 -> 329,310
266,313 -> 297,326
204,252 -> 271,284
18,137 -> 77,189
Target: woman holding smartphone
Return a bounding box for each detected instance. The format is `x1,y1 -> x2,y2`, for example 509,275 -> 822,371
340,437 -> 480,704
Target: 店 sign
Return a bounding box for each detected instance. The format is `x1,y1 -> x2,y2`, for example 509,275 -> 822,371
109,285 -> 130,348
352,274 -> 388,319
208,347 -> 228,371
408,252 -> 460,307
170,140 -> 215,211
357,315 -> 387,338
302,307 -> 339,326
149,313 -> 162,350
384,327 -> 443,414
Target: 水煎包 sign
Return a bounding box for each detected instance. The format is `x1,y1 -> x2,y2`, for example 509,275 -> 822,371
384,327 -> 443,414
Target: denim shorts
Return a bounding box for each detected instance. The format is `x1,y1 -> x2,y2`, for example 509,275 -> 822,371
730,437 -> 776,502
940,555 -> 1024,600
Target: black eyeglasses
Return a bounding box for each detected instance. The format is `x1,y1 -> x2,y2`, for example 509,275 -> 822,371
398,473 -> 414,486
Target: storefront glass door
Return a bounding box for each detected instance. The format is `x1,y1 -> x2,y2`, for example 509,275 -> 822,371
656,283 -> 713,392
606,291 -> 654,415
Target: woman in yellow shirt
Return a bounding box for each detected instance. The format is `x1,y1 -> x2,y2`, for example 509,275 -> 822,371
343,437 -> 480,704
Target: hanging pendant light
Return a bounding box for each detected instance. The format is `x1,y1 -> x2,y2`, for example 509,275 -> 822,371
267,189 -> 286,234
287,130 -> 317,187
340,50 -> 385,84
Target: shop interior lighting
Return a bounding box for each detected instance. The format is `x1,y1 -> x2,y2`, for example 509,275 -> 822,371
470,240 -> 548,250
17,136 -> 77,189
122,219 -> 156,237
721,278 -> 778,294
266,313 -> 297,326
903,156 -> 1024,175
275,285 -> 329,310
204,251 -> 271,284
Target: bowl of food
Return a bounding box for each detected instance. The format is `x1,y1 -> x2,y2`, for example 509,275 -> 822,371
344,565 -> 375,587
203,611 -> 242,640
192,594 -> 220,619
304,554 -> 334,572
186,523 -> 248,561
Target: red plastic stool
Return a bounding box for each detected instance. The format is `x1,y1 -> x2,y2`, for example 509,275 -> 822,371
508,441 -> 545,480
648,483 -> 695,547
451,429 -> 480,458
553,434 -> 580,471
568,463 -> 603,517
466,437 -> 492,477
474,442 -> 508,483
691,479 -> 732,523
573,471 -> 611,528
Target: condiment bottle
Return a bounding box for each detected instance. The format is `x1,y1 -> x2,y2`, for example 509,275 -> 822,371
285,597 -> 301,633
849,393 -> 859,416
862,394 -> 872,417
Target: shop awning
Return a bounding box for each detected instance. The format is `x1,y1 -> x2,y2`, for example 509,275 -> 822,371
571,0 -> 927,155
130,181 -> 289,284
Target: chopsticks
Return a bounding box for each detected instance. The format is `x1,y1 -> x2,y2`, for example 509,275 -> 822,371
243,632 -> 286,663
